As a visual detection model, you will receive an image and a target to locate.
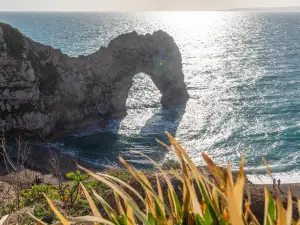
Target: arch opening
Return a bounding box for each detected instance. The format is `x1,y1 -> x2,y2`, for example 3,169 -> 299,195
126,72 -> 161,111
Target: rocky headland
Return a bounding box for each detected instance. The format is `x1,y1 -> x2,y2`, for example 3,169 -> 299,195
0,22 -> 189,139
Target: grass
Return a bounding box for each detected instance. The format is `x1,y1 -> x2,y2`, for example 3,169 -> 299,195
2,131 -> 300,224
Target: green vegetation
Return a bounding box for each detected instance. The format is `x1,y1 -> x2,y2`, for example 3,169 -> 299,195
26,132 -> 299,225
1,132 -> 299,224
0,168 -> 133,224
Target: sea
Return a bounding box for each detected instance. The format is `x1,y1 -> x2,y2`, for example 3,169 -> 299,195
1,11 -> 300,183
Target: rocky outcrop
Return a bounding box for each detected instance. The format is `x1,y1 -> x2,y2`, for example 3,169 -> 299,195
0,22 -> 189,138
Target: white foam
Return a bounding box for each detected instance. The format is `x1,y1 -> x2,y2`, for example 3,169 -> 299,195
247,172 -> 300,184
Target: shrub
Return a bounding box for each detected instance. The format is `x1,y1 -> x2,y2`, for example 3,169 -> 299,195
30,132 -> 300,225
19,184 -> 57,207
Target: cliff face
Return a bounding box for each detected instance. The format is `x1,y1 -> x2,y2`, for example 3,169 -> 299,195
0,22 -> 189,138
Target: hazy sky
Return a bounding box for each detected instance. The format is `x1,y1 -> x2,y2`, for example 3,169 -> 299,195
1,0 -> 300,11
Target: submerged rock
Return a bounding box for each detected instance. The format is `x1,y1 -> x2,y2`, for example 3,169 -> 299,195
0,22 -> 189,138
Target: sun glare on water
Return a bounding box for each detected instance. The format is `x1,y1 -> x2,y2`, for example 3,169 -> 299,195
157,11 -> 225,29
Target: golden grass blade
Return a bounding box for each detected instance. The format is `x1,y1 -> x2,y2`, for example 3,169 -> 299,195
298,199 -> 300,216
127,151 -> 176,194
80,182 -> 103,219
0,215 -> 9,225
247,208 -> 261,225
27,212 -> 48,225
139,171 -> 154,191
264,187 -> 270,225
114,191 -> 125,215
163,132 -> 226,202
184,175 -> 203,217
164,132 -> 210,194
121,157 -> 174,222
244,201 -> 251,222
195,169 -> 227,200
170,169 -> 184,183
202,152 -> 225,190
119,155 -> 171,218
276,190 -> 286,225
52,216 -> 115,225
42,193 -> 70,225
245,186 -> 251,222
156,174 -> 166,217
180,148 -> 201,217
227,162 -> 234,188
78,165 -> 151,225
92,190 -> 117,218
286,187 -> 293,225
181,179 -> 191,224
96,172 -> 145,203
234,154 -> 246,216
164,131 -> 224,223
145,196 -> 156,217
137,172 -> 156,209
167,187 -> 175,215
225,169 -> 244,225
129,150 -> 179,216
156,139 -> 174,152
212,184 -> 220,212
119,157 -> 155,199
267,214 -> 274,225
125,201 -> 136,225
167,217 -> 173,225
262,157 -> 273,178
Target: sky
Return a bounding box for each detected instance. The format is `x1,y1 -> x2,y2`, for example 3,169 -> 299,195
1,0 -> 300,11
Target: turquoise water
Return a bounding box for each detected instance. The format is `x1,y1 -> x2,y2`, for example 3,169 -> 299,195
1,12 -> 300,182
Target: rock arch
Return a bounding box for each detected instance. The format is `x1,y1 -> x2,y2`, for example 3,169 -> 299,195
0,23 -> 189,137
93,31 -> 189,117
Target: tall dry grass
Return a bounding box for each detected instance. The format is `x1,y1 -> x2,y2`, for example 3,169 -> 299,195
21,132 -> 300,225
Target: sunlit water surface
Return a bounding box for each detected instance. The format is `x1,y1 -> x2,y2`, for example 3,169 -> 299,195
1,12 -> 300,183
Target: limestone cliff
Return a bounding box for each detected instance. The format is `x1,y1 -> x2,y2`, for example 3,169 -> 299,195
0,22 -> 189,138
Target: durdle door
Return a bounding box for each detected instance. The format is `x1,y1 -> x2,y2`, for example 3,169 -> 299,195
0,22 -> 189,138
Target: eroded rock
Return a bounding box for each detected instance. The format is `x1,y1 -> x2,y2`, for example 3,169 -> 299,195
0,22 -> 189,138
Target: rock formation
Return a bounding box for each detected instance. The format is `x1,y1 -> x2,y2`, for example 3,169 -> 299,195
0,22 -> 189,138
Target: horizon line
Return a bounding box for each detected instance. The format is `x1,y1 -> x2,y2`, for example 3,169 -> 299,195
0,10 -> 226,12
1,6 -> 300,13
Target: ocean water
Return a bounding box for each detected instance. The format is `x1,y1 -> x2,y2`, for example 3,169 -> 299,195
1,12 -> 300,183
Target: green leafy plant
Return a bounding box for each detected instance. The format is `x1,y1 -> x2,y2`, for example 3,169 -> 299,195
19,184 -> 57,207
66,170 -> 90,184
65,170 -> 90,206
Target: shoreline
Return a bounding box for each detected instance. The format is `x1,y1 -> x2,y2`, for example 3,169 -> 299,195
2,121 -> 299,184
248,173 -> 300,185
2,139 -> 299,185
0,142 -> 105,176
